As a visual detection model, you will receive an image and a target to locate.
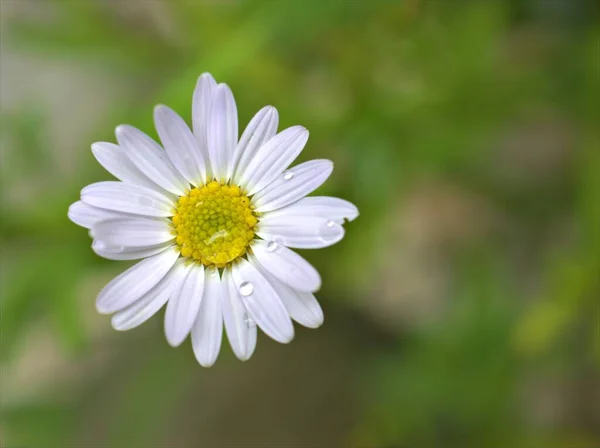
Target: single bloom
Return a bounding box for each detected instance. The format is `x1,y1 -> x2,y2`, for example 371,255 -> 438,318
68,73 -> 358,366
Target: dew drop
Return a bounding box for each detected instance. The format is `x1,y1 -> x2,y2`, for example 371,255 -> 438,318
243,312 -> 256,328
318,222 -> 340,245
283,171 -> 294,180
239,281 -> 254,296
266,241 -> 278,252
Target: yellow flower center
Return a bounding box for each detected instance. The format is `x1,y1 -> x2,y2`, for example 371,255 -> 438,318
172,180 -> 258,268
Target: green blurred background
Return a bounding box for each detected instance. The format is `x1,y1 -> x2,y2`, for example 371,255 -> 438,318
1,1 -> 598,447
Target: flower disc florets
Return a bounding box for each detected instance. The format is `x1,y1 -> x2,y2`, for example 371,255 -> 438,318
172,180 -> 257,267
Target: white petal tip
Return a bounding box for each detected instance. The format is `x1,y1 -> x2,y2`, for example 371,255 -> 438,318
95,302 -> 112,315
67,208 -> 82,227
165,332 -> 186,348
216,83 -> 232,94
198,72 -> 216,82
111,320 -> 128,332
197,358 -> 217,368
154,104 -> 167,114
305,317 -> 324,329
306,280 -> 323,294
345,205 -> 359,222
276,329 -> 295,344
348,212 -> 359,222
289,125 -> 308,138
281,334 -> 295,344
232,345 -> 255,362
114,124 -> 130,139
261,105 -> 278,121
297,285 -> 321,294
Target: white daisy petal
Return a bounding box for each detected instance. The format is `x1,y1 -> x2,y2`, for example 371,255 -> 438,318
92,240 -> 173,261
116,124 -> 188,195
81,181 -> 175,217
231,258 -> 294,344
239,126 -> 309,196
164,263 -> 205,347
91,142 -> 172,196
263,196 -> 359,225
256,214 -> 345,249
92,217 -> 174,248
249,253 -> 323,328
154,105 -> 206,186
192,73 -> 217,177
96,247 -> 179,314
252,159 -> 333,212
232,106 -> 279,185
222,267 -> 257,361
68,201 -> 130,229
250,240 -> 321,293
207,84 -> 238,183
111,258 -> 187,331
279,290 -> 324,329
191,267 -> 223,367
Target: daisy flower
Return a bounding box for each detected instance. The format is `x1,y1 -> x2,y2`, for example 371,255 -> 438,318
68,73 -> 358,366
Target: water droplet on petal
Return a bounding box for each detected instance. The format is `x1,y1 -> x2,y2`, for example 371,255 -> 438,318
318,221 -> 341,245
283,171 -> 294,180
266,241 -> 278,252
239,281 -> 254,296
243,312 -> 256,328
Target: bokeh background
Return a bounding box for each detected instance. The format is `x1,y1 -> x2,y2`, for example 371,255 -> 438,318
1,1 -> 598,447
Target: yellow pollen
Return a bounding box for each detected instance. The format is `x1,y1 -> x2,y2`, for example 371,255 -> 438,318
172,181 -> 257,268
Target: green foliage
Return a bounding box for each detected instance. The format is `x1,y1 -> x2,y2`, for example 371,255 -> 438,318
1,1 -> 597,447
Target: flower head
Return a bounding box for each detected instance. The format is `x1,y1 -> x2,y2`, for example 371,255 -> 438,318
68,73 -> 358,366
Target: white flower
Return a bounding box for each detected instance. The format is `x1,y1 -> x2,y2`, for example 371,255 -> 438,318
68,73 -> 358,366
